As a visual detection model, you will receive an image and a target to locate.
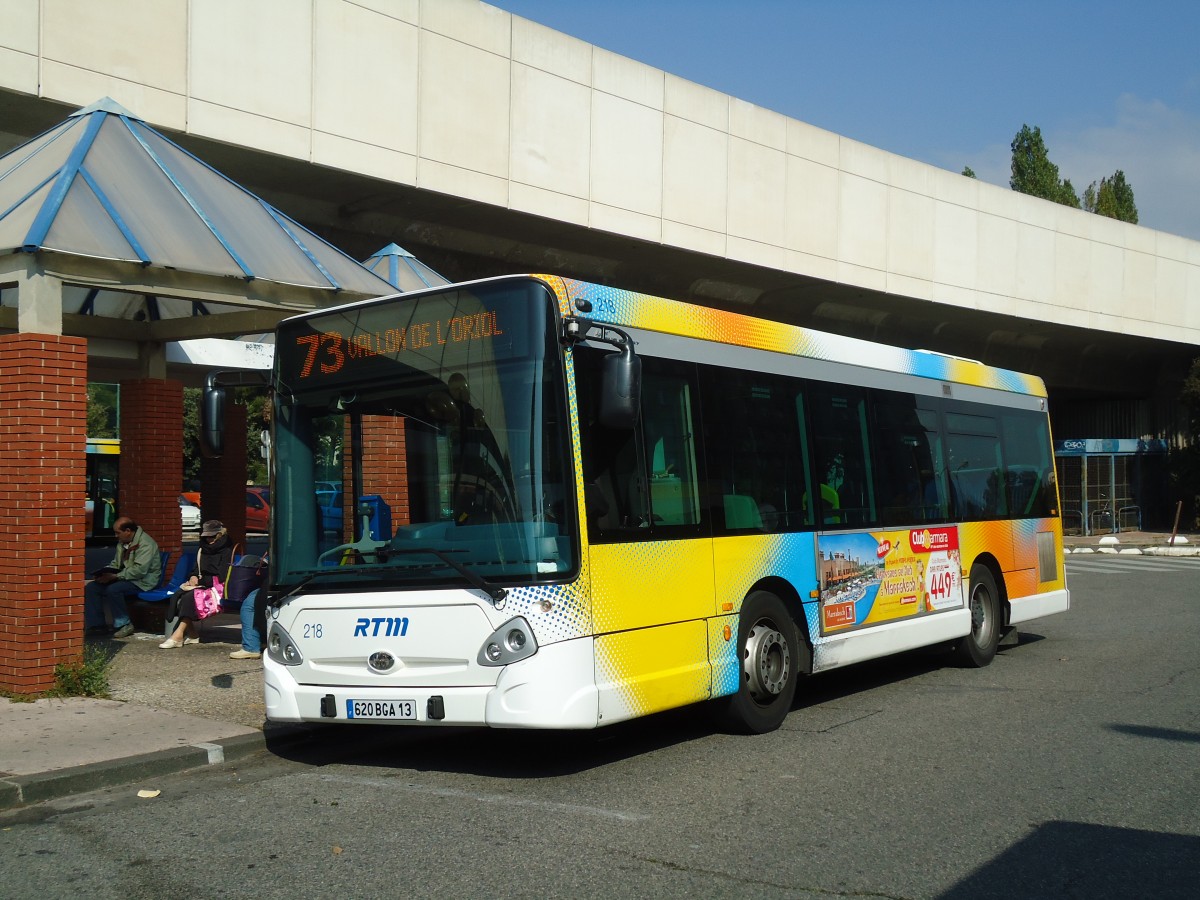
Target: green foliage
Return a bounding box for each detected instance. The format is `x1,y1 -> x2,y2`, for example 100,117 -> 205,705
45,644 -> 112,699
183,387 -> 201,486
86,383 -> 119,438
182,387 -> 269,487
961,166 -> 977,179
1009,124 -> 1140,221
1083,170 -> 1139,224
1010,125 -> 1078,207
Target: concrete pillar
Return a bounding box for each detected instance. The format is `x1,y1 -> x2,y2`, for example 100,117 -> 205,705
0,334 -> 87,694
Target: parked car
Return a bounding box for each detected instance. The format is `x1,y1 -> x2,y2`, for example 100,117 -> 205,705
246,487 -> 270,532
179,495 -> 201,529
316,489 -> 343,535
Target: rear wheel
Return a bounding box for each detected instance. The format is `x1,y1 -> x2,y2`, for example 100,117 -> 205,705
953,565 -> 1000,667
716,591 -> 801,734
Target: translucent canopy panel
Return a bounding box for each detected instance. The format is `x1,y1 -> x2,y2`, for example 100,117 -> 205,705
0,98 -> 394,296
362,242 -> 451,292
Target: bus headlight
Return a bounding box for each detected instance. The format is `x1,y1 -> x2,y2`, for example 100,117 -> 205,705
477,617 -> 537,667
267,623 -> 304,667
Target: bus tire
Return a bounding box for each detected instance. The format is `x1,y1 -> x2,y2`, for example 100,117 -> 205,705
717,591 -> 799,734
953,565 -> 1000,667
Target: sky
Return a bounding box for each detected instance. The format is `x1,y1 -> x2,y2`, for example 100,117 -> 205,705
487,0 -> 1200,241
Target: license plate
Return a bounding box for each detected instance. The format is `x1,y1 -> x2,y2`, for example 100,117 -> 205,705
346,699 -> 417,720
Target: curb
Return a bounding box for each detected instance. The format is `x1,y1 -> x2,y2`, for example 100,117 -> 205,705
0,725 -> 316,811
1065,546 -> 1200,556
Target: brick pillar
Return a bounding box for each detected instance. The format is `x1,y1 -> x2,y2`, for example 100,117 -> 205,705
361,416 -> 410,529
200,401 -> 247,547
119,379 -> 183,563
0,335 -> 87,694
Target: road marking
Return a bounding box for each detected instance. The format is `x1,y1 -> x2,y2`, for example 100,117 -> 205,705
1065,556 -> 1199,573
317,772 -> 649,821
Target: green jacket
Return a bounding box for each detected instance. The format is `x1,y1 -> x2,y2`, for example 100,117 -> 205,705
109,527 -> 162,591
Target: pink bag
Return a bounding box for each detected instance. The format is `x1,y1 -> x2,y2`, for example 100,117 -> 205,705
193,577 -> 225,619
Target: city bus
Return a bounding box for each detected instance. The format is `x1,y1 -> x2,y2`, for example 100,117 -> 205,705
255,274 -> 1068,733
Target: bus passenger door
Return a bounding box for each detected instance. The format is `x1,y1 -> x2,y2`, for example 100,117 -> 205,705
576,350 -> 714,722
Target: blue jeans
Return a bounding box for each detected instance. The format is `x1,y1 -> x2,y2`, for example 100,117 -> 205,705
84,579 -> 140,629
240,588 -> 263,653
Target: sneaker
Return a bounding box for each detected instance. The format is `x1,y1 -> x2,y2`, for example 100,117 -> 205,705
229,649 -> 261,659
183,637 -> 201,645
112,623 -> 135,639
159,638 -> 183,649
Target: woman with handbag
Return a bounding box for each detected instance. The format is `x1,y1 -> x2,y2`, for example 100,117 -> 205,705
160,519 -> 234,649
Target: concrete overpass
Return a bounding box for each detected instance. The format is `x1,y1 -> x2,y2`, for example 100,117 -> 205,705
2,0 -> 1198,433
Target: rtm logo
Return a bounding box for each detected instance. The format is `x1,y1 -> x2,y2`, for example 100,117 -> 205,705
354,617 -> 410,637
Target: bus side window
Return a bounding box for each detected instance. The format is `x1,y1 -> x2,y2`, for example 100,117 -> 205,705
871,391 -> 944,526
808,384 -> 875,527
701,367 -> 810,533
944,412 -> 1007,520
640,367 -> 702,527
1000,410 -> 1055,517
576,348 -> 650,539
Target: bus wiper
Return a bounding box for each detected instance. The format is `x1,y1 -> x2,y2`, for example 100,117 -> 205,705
385,547 -> 509,605
269,568 -> 376,608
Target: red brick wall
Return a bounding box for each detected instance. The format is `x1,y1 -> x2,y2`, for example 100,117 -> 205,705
0,335 -> 87,694
200,401 -> 247,546
119,379 -> 183,563
343,417 -> 410,541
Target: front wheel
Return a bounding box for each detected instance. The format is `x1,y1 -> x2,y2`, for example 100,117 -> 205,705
716,591 -> 802,734
953,565 -> 1001,667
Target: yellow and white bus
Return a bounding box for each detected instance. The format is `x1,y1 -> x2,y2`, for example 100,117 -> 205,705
258,274 -> 1068,733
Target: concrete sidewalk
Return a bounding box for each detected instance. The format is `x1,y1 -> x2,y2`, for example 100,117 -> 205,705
1,613 -> 313,811
1063,529 -> 1200,555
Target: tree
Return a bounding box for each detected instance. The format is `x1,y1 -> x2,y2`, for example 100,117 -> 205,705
961,166 -> 977,179
1083,170 -> 1138,224
1009,124 -> 1079,208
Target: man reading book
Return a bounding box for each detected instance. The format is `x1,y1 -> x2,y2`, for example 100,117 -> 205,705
84,516 -> 162,638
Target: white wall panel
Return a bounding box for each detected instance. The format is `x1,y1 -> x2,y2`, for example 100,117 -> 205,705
838,172 -> 888,273
314,0 -> 418,156
665,75 -> 727,132
511,16 -> 590,85
420,0 -> 508,56
1,0 -> 1198,349
190,0 -> 311,126
785,156 -> 838,261
728,137 -> 785,246
43,0 -> 187,94
589,92 -> 662,217
933,201 -> 977,290
418,31 -> 509,180
887,187 -> 935,282
511,65 -> 590,198
663,116 -> 727,233
592,48 -> 663,111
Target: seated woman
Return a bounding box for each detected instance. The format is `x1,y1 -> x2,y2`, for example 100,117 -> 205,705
160,520 -> 234,649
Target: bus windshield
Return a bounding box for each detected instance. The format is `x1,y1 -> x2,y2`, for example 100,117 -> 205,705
271,279 -> 577,591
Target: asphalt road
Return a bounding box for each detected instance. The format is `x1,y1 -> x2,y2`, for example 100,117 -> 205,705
5,554 -> 1198,899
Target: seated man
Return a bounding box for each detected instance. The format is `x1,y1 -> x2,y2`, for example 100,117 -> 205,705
84,516 -> 162,638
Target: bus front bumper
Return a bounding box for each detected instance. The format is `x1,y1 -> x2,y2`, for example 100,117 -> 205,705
263,636 -> 600,729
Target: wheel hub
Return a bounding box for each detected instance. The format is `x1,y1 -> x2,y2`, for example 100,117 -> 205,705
744,620 -> 791,702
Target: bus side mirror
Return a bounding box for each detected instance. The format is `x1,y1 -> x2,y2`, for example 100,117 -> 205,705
599,343 -> 641,429
200,374 -> 226,458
